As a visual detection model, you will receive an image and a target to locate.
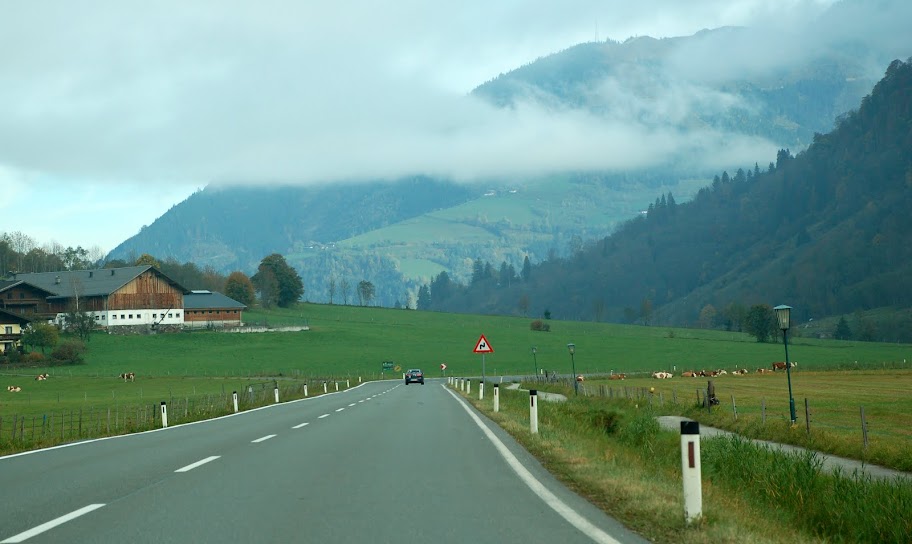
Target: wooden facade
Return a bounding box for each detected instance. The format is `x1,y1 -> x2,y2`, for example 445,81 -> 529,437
10,266 -> 188,328
0,282 -> 54,318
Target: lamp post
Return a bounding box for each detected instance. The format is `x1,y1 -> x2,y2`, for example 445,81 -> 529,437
531,346 -> 538,377
774,304 -> 797,424
567,343 -> 578,396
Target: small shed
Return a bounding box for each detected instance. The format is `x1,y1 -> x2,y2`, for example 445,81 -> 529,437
182,290 -> 246,329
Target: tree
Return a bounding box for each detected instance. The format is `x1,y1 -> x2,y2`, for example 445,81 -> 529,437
22,323 -> 59,354
640,298 -> 653,326
253,267 -> 279,308
518,293 -> 530,316
745,304 -> 777,343
135,253 -> 161,269
327,276 -> 337,304
357,280 -> 375,306
340,279 -> 351,305
252,254 -> 304,308
225,271 -> 255,307
833,316 -> 852,340
521,256 -> 532,281
64,310 -> 95,342
417,285 -> 431,310
699,304 -> 717,329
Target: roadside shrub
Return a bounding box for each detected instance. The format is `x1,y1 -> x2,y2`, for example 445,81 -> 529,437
26,352 -> 45,363
530,320 -> 551,332
617,410 -> 661,454
51,339 -> 86,363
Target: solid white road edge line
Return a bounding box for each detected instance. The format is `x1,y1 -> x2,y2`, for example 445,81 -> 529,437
251,434 -> 277,443
1,503 -> 105,543
0,381 -> 379,461
444,386 -> 622,544
292,422 -> 310,429
175,456 -> 221,473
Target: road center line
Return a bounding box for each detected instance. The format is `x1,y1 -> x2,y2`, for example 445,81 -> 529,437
175,456 -> 220,473
292,422 -> 310,429
318,414 -> 330,419
335,408 -> 345,412
251,434 -> 277,443
445,387 -> 623,544
347,403 -> 356,407
1,503 -> 105,543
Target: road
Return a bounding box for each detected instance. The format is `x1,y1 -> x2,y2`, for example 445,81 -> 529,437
0,380 -> 648,543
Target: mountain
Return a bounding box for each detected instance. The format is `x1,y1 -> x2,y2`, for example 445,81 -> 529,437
108,27 -> 896,307
425,59 -> 912,341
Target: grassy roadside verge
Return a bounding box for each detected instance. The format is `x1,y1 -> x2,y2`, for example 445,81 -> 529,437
455,381 -> 912,543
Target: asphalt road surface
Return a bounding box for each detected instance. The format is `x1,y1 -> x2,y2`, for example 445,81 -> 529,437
0,380 -> 648,543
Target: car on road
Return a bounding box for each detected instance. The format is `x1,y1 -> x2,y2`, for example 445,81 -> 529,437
405,369 -> 424,385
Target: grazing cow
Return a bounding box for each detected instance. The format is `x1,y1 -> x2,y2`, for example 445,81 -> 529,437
757,368 -> 773,374
119,372 -> 136,382
772,362 -> 788,371
35,373 -> 50,381
682,371 -> 697,378
608,373 -> 626,380
576,375 -> 585,382
651,371 -> 672,379
7,385 -> 22,392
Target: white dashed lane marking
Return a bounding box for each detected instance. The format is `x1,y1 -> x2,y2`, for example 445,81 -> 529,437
175,456 -> 220,473
348,403 -> 356,407
335,408 -> 345,412
318,414 -> 330,419
1,504 -> 105,543
292,422 -> 309,429
251,434 -> 276,443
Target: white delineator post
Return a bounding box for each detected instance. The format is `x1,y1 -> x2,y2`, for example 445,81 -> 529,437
493,383 -> 500,413
680,421 -> 703,524
304,384 -> 308,397
530,390 -> 538,434
232,391 -> 239,413
346,379 -> 350,388
479,380 -> 484,400
160,401 -> 168,428
323,382 -> 328,394
274,386 -> 280,403
466,380 -> 471,395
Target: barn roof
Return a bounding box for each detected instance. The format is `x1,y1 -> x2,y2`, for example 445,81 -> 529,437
183,290 -> 247,310
0,308 -> 31,324
11,266 -> 188,298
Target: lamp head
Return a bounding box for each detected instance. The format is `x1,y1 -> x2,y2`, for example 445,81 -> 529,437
567,343 -> 575,355
773,304 -> 792,331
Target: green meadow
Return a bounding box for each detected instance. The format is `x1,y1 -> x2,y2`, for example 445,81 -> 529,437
1,302 -> 910,454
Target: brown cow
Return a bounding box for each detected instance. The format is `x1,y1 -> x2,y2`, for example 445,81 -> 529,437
608,373 -> 626,380
682,371 -> 697,377
119,372 -> 136,382
772,362 -> 787,371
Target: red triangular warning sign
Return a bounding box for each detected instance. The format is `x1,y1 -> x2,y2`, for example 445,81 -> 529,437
473,334 -> 494,353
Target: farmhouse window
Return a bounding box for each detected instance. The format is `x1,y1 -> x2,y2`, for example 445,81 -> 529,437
152,314 -> 157,318
176,313 -> 180,317
129,314 -> 133,319
168,313 -> 172,318
4,326 -> 11,334
112,315 -> 117,319
121,314 -> 125,319
19,293 -> 24,299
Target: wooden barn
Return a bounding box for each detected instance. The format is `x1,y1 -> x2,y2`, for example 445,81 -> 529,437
183,290 -> 247,329
0,308 -> 31,354
9,266 -> 188,328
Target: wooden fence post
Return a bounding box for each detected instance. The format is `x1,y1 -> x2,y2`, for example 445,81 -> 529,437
804,398 -> 811,435
860,406 -> 869,450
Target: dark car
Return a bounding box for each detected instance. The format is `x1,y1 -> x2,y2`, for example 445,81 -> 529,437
405,369 -> 424,385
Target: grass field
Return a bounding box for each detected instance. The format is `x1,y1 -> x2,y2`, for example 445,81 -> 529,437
1,303 -> 910,456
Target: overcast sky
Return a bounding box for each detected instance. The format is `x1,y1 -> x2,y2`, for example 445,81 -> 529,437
1,0 -> 909,253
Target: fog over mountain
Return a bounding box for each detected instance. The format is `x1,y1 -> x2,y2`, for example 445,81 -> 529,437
2,1 -> 911,251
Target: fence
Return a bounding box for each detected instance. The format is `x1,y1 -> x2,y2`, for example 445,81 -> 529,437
0,380 -> 338,453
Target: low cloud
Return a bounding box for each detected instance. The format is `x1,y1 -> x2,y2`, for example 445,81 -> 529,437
0,0 -> 907,189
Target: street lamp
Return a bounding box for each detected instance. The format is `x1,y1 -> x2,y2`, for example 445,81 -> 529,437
567,343 -> 578,396
531,346 -> 538,377
774,304 -> 797,424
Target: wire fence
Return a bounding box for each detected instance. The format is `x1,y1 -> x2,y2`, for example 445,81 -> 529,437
0,379 -> 353,453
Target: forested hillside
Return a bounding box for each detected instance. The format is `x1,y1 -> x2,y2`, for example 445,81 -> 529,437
424,59 -> 912,341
